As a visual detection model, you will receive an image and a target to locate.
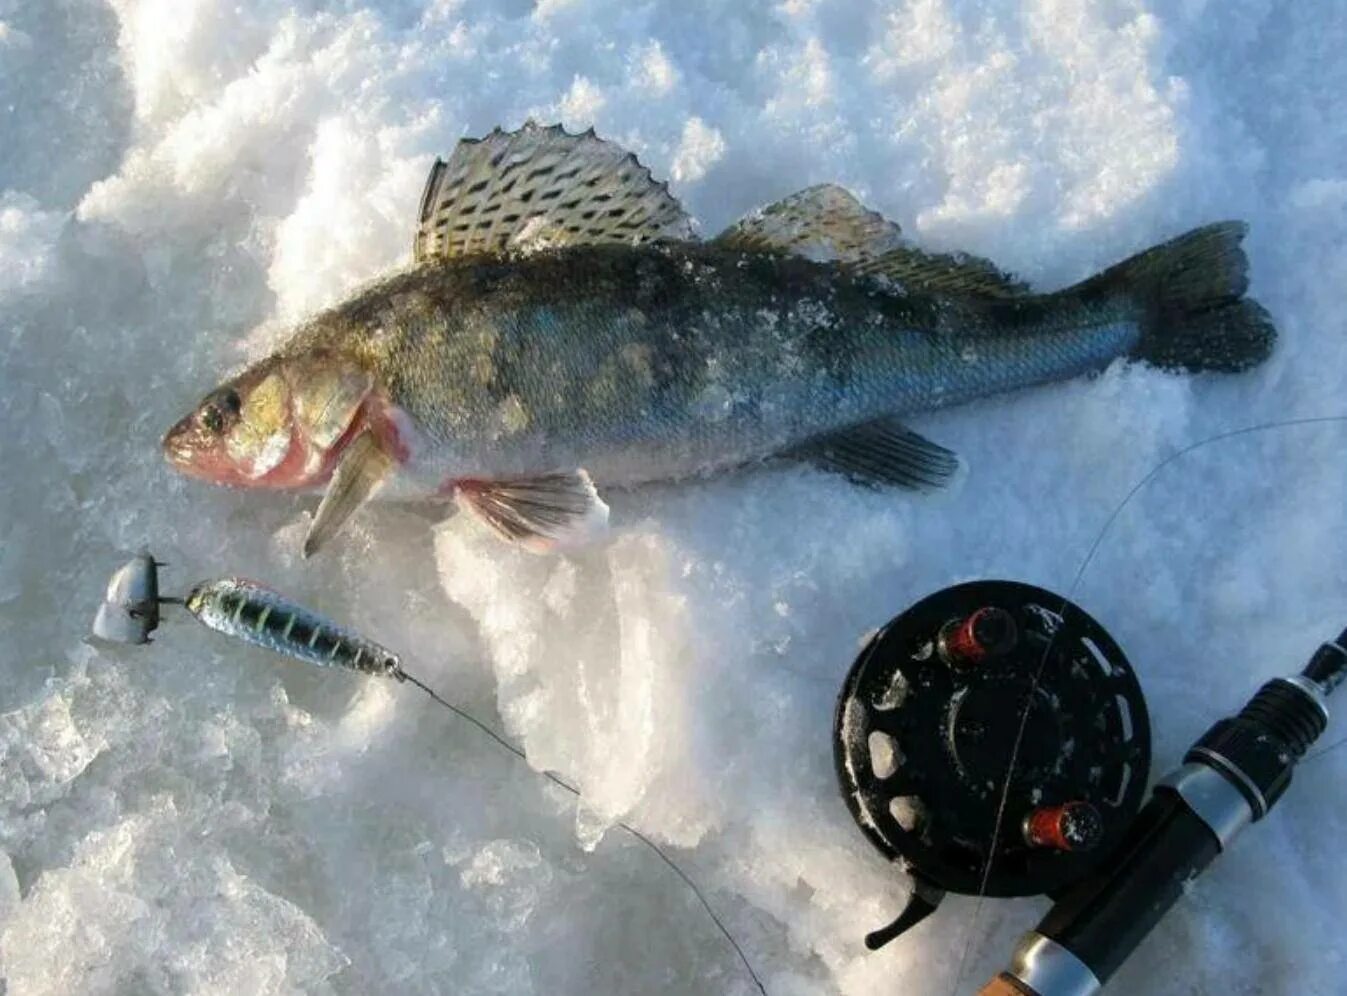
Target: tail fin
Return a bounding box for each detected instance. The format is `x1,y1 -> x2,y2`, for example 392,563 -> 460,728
1072,221 -> 1276,372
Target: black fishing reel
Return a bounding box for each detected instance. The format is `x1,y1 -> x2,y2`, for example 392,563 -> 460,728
834,581 -> 1151,949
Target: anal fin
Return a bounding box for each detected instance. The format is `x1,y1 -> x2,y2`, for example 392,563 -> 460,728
303,430 -> 394,558
791,417 -> 959,491
456,470 -> 610,552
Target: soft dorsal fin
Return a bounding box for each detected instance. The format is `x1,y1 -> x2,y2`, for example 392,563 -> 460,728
414,122 -> 694,262
713,184 -> 904,263
851,246 -> 1030,297
715,184 -> 1028,298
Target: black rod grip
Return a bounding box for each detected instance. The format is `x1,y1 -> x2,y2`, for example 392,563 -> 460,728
1033,788 -> 1222,985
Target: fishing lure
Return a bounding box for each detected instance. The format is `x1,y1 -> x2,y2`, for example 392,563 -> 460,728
86,554 -> 766,994
91,552 -> 168,644
89,556 -> 403,681
184,577 -> 405,680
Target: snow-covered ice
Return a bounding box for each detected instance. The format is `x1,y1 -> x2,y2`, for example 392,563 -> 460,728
2,1 -> 1346,993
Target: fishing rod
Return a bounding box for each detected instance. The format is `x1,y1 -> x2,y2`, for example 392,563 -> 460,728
980,628 -> 1344,995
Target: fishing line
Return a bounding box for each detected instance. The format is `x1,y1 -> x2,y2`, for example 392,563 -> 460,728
947,413 -> 1347,996
397,670 -> 769,996
1303,730 -> 1347,765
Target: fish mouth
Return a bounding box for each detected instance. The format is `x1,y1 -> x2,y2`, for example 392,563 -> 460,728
161,416 -> 204,474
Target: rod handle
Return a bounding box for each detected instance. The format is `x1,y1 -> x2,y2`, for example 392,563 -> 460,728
978,974 -> 1035,996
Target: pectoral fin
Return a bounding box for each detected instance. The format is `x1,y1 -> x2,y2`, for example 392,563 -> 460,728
455,471 -> 610,552
791,417 -> 960,490
302,430 -> 394,558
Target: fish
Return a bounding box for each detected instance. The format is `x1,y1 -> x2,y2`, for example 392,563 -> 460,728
185,577 -> 404,678
163,122 -> 1277,557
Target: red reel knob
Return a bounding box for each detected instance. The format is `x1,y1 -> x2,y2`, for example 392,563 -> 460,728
939,607 -> 1019,666
1023,801 -> 1104,852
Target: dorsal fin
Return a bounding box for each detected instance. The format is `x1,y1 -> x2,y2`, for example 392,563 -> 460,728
851,246 -> 1030,297
414,122 -> 694,262
715,184 -> 1029,298
713,184 -> 904,263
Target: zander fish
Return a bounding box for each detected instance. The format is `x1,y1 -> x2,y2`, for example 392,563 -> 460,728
163,123 -> 1276,556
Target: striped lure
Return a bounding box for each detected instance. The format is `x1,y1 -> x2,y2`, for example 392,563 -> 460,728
185,578 -> 404,680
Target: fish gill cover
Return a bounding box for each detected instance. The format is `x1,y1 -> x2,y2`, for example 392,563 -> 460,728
1,1 -> 1345,994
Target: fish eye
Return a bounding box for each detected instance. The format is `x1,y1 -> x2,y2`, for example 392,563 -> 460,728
200,389 -> 241,434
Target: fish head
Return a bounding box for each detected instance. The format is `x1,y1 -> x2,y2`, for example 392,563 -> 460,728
163,353 -> 373,489
163,360 -> 298,487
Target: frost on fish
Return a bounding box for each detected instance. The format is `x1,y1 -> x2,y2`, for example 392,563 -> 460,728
164,123 -> 1276,556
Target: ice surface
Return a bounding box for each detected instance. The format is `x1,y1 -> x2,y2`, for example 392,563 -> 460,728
2,1 -> 1346,993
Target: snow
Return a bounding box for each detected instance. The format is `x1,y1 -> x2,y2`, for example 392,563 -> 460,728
2,1 -> 1346,994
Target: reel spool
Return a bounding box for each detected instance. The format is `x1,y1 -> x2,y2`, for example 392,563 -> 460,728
834,581 -> 1151,949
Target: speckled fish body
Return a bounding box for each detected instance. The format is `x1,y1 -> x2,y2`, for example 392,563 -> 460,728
186,578 -> 403,678
287,242 -> 1137,489
163,123 -> 1273,555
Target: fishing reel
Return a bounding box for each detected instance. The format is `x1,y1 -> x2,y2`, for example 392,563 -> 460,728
834,581 -> 1151,949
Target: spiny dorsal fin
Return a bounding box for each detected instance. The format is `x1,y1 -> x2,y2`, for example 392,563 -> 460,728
414,122 -> 694,262
715,183 -> 1028,298
713,184 -> 905,263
